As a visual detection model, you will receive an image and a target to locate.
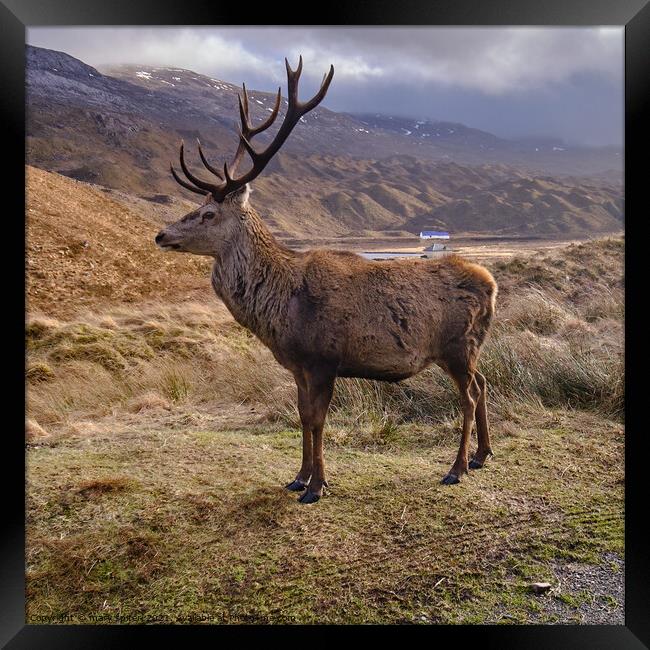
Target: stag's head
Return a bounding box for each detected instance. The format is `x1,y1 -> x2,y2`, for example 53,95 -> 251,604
155,57 -> 334,256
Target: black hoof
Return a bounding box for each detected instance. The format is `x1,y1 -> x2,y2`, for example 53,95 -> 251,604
469,452 -> 493,470
285,479 -> 308,492
298,491 -> 321,504
441,473 -> 460,485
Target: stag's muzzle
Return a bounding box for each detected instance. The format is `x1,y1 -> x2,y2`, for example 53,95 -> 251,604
155,230 -> 181,250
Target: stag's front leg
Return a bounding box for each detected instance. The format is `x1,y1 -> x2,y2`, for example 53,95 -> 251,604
286,376 -> 313,492
298,370 -> 336,504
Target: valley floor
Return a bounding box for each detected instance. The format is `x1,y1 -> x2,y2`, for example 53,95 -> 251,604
283,233 -> 617,263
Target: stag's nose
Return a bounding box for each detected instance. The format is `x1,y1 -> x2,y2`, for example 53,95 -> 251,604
155,231 -> 165,244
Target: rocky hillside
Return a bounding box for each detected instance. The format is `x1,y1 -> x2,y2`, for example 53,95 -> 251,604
406,175 -> 624,236
26,45 -> 623,238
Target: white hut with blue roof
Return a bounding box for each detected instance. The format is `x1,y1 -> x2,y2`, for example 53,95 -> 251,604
419,230 -> 450,240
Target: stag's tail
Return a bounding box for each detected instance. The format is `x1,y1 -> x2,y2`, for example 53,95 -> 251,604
487,276 -> 498,322
461,260 -> 498,350
479,273 -> 498,349
443,255 -> 498,355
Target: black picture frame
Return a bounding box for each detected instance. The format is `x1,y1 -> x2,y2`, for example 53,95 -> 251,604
3,1 -> 648,646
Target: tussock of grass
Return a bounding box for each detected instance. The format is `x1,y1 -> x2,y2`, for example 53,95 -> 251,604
499,287 -> 574,335
580,287 -> 624,323
25,316 -> 60,341
494,257 -> 562,291
28,525 -> 164,601
74,476 -> 134,499
27,361 -> 56,383
26,418 -> 49,442
126,391 -> 171,413
482,330 -> 623,419
28,360 -> 130,426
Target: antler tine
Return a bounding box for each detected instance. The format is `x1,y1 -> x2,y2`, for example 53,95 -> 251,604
178,141 -> 220,194
237,127 -> 258,159
170,164 -> 208,195
196,139 -> 224,180
249,87 -> 282,137
300,64 -> 334,112
229,142 -> 247,179
238,83 -> 251,133
231,85 -> 283,175
223,161 -> 234,184
285,56 -> 302,103
238,84 -> 281,139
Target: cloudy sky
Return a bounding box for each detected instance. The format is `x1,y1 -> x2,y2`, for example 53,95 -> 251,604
27,27 -> 623,146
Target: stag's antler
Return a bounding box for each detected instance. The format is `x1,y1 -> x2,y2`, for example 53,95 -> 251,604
171,56 -> 334,201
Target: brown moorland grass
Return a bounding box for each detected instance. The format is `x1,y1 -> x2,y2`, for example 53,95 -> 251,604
26,237 -> 624,436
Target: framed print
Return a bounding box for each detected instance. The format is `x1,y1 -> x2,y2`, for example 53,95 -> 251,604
3,0 -> 649,646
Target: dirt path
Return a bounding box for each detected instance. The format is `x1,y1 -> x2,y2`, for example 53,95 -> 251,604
537,552 -> 624,624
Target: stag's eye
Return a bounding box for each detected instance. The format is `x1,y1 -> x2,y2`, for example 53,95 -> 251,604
202,211 -> 215,222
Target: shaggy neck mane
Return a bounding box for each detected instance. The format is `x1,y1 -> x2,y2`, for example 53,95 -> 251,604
212,207 -> 298,344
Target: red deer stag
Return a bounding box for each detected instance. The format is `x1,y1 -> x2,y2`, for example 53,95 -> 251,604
155,57 -> 498,503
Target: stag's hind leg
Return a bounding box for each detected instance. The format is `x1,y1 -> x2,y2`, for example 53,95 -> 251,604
469,371 -> 494,470
440,359 -> 481,485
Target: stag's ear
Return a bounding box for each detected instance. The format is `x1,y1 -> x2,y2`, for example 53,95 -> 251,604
228,183 -> 251,209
